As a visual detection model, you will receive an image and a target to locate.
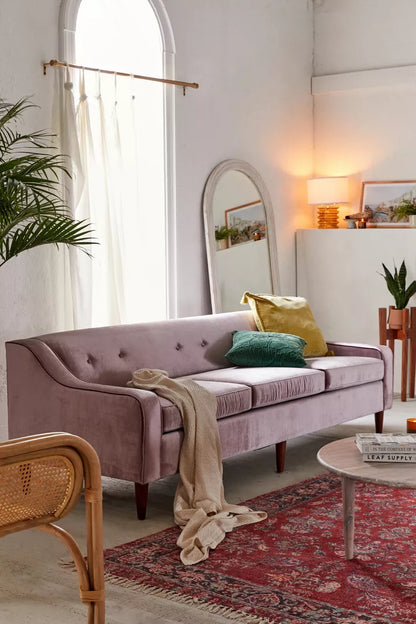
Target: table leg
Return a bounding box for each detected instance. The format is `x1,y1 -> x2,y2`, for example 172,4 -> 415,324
342,476 -> 355,560
410,338 -> 416,399
409,308 -> 416,399
402,335 -> 409,402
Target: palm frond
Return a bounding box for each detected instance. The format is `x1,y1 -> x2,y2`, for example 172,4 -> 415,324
0,96 -> 97,267
0,98 -> 35,131
0,217 -> 97,266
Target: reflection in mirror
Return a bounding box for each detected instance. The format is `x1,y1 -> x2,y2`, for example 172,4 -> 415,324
203,160 -> 279,313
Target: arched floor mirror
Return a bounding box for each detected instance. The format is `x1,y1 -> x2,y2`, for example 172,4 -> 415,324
203,159 -> 279,313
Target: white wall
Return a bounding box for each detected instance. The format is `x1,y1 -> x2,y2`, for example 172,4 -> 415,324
297,229 -> 416,393
314,0 -> 416,75
0,0 -> 66,441
163,0 -> 314,316
310,0 -> 416,394
0,0 -> 314,439
313,0 -> 416,220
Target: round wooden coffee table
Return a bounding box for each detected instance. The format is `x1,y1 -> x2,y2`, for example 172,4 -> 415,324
317,436 -> 416,560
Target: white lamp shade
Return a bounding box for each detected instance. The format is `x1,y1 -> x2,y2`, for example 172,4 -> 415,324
307,177 -> 349,205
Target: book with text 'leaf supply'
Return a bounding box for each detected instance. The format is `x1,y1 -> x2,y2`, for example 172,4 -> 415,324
362,452 -> 416,463
356,433 -> 416,454
362,453 -> 416,464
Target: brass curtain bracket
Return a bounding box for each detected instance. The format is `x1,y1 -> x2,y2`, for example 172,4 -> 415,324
42,59 -> 199,95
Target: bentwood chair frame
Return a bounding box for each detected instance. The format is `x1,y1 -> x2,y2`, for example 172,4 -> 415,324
0,432 -> 105,623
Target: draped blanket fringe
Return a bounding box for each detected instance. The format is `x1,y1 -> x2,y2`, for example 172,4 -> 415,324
127,369 -> 267,565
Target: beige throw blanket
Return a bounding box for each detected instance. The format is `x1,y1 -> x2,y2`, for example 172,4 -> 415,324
128,369 -> 267,565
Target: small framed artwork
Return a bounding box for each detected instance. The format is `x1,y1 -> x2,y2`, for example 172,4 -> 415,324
225,200 -> 267,246
360,180 -> 416,227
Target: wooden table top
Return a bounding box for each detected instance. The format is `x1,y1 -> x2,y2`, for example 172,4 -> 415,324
317,437 -> 416,489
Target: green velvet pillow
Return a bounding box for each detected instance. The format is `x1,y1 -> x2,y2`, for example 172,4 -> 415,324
225,331 -> 307,367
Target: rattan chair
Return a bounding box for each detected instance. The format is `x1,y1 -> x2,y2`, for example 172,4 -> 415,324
0,432 -> 105,623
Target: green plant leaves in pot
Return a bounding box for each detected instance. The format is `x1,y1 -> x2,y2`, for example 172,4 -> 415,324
380,260 -> 416,309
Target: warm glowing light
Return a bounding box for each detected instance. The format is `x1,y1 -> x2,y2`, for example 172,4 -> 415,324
307,177 -> 349,229
307,177 -> 349,205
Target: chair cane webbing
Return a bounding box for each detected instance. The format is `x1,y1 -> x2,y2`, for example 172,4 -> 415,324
0,433 -> 105,624
0,456 -> 75,526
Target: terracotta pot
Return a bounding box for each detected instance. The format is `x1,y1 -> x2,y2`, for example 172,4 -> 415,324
388,307 -> 404,329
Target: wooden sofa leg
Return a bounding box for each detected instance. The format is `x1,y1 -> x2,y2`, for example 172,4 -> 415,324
374,411 -> 384,433
275,441 -> 287,473
135,483 -> 149,520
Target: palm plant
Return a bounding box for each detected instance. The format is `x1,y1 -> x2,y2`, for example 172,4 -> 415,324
214,225 -> 238,240
0,97 -> 95,267
380,260 -> 416,309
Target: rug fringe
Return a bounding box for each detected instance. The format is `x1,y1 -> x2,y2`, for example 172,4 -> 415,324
104,571 -> 274,624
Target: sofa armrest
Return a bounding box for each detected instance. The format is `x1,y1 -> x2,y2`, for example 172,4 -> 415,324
326,341 -> 393,410
6,341 -> 164,483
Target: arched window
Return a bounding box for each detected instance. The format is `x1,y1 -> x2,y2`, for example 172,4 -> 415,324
59,0 -> 176,326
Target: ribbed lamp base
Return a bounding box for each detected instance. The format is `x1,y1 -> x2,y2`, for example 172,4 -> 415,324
317,205 -> 339,229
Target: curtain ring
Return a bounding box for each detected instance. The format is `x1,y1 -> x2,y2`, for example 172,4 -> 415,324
79,67 -> 87,102
130,73 -> 135,100
64,63 -> 73,91
97,69 -> 101,99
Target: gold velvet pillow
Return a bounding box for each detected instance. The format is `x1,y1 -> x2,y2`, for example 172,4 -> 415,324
241,292 -> 330,357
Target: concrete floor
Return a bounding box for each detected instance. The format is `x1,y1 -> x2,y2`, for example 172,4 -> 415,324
0,399 -> 413,623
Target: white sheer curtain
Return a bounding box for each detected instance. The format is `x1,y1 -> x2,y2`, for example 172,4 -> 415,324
54,66 -> 166,328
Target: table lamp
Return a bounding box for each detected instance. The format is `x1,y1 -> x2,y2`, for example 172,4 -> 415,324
307,177 -> 349,229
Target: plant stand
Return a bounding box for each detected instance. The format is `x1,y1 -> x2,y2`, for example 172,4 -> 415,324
379,307 -> 416,401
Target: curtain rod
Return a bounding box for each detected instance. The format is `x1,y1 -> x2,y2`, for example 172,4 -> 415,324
42,59 -> 199,95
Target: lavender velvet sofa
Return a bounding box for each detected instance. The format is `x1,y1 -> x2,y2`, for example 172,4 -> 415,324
6,310 -> 393,519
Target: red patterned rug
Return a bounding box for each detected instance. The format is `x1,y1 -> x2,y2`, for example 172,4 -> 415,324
103,473 -> 416,623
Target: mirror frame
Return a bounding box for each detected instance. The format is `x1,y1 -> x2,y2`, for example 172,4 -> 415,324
203,159 -> 280,313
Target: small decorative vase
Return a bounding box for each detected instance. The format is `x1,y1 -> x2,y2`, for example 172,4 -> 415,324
409,215 -> 416,228
216,239 -> 228,251
388,307 -> 404,329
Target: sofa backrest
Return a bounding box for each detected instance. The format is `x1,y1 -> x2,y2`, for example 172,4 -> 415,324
29,311 -> 256,385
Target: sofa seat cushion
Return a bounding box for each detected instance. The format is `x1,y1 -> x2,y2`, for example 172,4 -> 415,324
306,356 -> 384,391
186,367 -> 325,408
161,380 -> 252,433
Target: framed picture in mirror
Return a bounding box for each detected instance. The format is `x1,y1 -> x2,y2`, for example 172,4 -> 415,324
225,200 -> 267,246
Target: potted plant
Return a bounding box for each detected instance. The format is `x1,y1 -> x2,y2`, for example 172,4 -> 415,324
214,225 -> 237,251
380,260 -> 416,328
0,98 -> 95,268
392,198 -> 416,228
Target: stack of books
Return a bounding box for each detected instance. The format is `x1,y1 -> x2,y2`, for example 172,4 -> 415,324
355,433 -> 416,463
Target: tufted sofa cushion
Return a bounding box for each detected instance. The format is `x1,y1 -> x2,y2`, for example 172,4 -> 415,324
34,311 -> 257,384
184,367 -> 325,408
306,356 -> 384,391
161,380 -> 252,433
